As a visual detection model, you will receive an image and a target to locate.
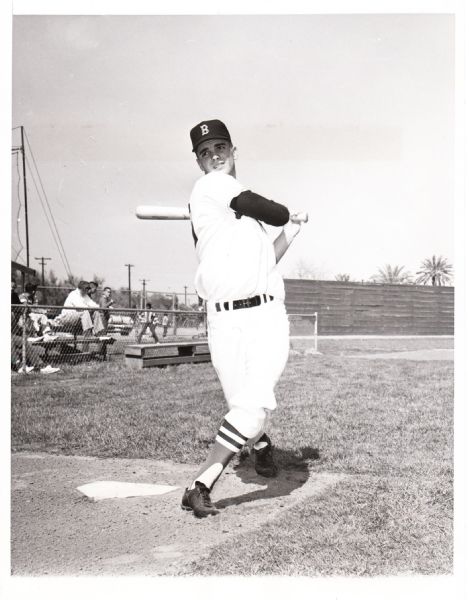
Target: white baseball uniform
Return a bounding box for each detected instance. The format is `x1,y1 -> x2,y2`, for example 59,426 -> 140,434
189,171 -> 290,439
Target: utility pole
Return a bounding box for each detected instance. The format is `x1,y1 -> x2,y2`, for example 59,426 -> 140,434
140,279 -> 149,309
184,285 -> 187,306
20,126 -> 30,267
124,264 -> 134,308
172,293 -> 178,336
35,257 -> 51,286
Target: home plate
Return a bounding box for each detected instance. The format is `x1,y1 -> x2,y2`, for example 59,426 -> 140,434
77,481 -> 179,501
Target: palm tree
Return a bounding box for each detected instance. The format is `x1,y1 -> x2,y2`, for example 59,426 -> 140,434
335,273 -> 351,282
415,255 -> 453,286
370,264 -> 413,285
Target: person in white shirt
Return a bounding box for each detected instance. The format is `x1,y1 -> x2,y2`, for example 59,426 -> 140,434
51,281 -> 99,335
181,119 -> 305,518
137,302 -> 159,343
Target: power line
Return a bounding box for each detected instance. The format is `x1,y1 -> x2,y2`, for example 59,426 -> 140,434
23,129 -> 73,276
24,153 -> 72,278
22,129 -> 73,278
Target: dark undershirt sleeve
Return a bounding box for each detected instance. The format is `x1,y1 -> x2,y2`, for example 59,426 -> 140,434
230,190 -> 290,226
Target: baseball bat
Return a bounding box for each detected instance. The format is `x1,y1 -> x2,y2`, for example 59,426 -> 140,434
136,205 -> 190,220
136,205 -> 308,223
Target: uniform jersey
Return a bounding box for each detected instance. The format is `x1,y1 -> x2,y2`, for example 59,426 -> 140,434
189,171 -> 285,302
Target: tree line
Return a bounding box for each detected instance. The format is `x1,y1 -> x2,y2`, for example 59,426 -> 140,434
12,254 -> 453,310
296,255 -> 453,286
10,269 -> 201,311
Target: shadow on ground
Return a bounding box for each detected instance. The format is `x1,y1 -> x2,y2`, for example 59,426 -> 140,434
12,450 -> 346,576
216,446 -> 320,509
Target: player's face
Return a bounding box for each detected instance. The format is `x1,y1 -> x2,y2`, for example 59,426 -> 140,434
196,139 -> 236,176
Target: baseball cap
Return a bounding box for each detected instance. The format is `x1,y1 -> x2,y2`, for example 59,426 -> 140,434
190,119 -> 231,152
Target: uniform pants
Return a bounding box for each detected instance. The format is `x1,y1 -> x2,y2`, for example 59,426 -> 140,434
207,300 -> 290,438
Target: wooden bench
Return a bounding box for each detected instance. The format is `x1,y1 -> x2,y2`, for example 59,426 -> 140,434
33,335 -> 115,362
124,340 -> 211,369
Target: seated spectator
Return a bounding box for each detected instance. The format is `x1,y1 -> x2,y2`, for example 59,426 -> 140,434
31,291 -> 47,314
50,281 -> 99,336
11,279 -> 21,305
11,311 -> 60,375
88,281 -> 98,301
11,279 -> 22,329
19,281 -> 38,304
137,303 -> 159,343
22,290 -> 54,339
94,286 -> 114,335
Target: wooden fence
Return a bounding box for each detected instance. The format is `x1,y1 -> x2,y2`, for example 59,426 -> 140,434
284,279 -> 454,335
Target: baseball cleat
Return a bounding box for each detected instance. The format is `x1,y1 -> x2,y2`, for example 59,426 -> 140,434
253,435 -> 278,478
181,481 -> 219,518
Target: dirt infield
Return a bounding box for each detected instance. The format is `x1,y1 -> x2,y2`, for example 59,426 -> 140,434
11,452 -> 345,576
354,348 -> 454,361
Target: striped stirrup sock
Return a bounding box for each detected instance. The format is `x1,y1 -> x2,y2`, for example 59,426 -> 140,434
190,419 -> 248,491
216,418 -> 249,453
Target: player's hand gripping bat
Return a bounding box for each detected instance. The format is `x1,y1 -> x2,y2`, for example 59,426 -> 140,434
289,212 -> 308,224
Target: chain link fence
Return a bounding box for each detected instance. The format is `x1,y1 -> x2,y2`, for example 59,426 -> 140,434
11,301 -> 319,373
11,304 -> 207,372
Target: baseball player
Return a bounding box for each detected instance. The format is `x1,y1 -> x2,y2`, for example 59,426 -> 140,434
182,119 -> 304,518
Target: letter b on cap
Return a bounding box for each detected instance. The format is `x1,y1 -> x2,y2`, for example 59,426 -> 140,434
190,119 -> 230,152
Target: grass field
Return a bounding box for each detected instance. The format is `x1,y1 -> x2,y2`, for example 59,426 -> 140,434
11,337 -> 454,576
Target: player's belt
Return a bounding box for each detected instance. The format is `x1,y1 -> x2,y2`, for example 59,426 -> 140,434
215,294 -> 274,312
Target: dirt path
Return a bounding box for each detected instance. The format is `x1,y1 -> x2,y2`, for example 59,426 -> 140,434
11,452 -> 344,576
355,348 -> 454,361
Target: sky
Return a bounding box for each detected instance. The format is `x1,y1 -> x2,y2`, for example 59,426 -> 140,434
11,12 -> 455,297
